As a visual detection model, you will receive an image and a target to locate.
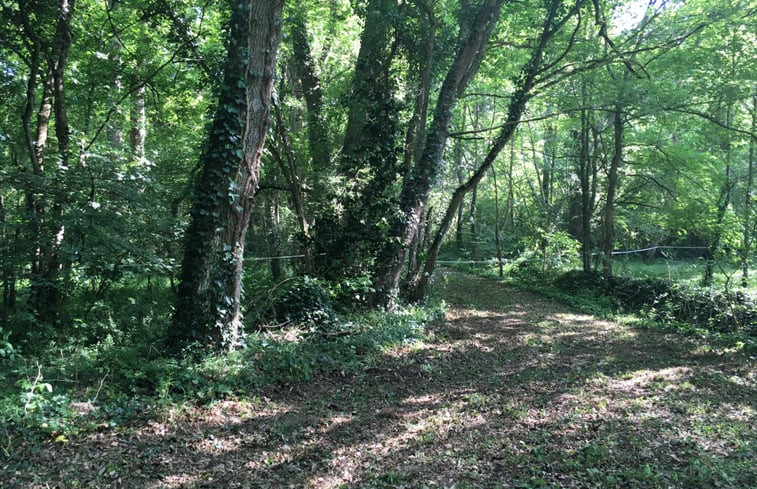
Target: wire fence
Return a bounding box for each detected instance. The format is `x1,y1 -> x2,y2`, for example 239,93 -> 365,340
247,246 -> 710,263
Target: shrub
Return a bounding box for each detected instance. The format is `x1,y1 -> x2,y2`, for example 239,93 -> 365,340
253,276 -> 337,332
552,270 -> 756,335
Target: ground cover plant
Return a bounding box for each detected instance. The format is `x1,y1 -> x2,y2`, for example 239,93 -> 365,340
2,271 -> 754,488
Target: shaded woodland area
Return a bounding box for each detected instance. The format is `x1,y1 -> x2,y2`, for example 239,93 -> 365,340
0,0 -> 755,486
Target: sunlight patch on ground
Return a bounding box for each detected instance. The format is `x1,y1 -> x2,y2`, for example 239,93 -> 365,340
548,312 -> 626,331
608,366 -> 693,392
151,474 -> 202,488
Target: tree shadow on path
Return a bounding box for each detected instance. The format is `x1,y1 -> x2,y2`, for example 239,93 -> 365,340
7,271 -> 755,488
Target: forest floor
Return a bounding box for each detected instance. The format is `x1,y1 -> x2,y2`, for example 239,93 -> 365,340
5,270 -> 755,488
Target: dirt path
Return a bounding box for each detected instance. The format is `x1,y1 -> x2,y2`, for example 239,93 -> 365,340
7,271 -> 755,488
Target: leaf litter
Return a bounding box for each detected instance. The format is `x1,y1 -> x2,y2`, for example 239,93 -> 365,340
3,271 -> 754,488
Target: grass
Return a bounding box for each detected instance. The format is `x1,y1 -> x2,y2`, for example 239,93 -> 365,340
3,270 -> 754,488
613,256 -> 757,291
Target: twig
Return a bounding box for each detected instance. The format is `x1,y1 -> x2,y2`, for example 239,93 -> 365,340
23,361 -> 42,415
91,372 -> 108,404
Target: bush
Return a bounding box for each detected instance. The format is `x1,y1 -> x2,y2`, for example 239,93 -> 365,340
552,270 -> 756,335
254,276 -> 337,332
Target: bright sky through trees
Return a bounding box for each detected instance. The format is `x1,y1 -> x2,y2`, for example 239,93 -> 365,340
612,0 -> 657,34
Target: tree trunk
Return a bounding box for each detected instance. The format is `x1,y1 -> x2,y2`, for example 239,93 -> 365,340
409,87 -> 532,303
129,84 -> 147,163
272,103 -> 312,272
742,93 -> 756,287
18,0 -> 76,325
704,103 -> 734,286
373,0 -> 508,305
401,0 -> 434,176
454,140 -> 466,252
290,3 -> 330,205
170,0 -> 284,352
491,164 -> 504,278
469,185 -> 478,261
505,137 -> 515,231
267,193 -> 283,281
0,196 -> 16,323
317,0 -> 401,277
602,106 -> 624,281
578,95 -> 593,272
400,0 -> 573,303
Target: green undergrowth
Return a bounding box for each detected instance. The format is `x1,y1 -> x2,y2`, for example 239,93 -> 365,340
0,297 -> 442,452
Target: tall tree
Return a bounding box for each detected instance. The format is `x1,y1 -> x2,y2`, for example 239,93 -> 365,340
373,0 -> 508,304
170,0 -> 285,352
406,0 -> 588,302
3,0 -> 77,324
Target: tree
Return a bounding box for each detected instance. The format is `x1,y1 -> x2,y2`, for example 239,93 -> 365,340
170,0 -> 285,352
372,0 -> 509,304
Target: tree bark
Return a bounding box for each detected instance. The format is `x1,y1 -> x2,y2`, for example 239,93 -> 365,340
402,0 -> 574,303
129,84 -> 147,162
578,101 -> 591,270
272,103 -> 312,272
491,164 -> 504,278
317,0 -> 402,277
742,92 -> 756,287
602,106 -> 623,280
373,0 -> 508,305
704,102 -> 734,286
170,0 -> 284,352
17,0 -> 76,325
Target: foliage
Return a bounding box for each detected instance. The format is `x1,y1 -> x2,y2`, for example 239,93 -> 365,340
550,269 -> 757,337
253,276 -> 338,332
0,0 -> 756,482
0,291 -> 443,444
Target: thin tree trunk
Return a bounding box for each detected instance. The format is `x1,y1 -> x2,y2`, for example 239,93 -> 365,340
469,185 -> 478,261
405,0 -> 573,303
602,106 -> 623,280
704,103 -> 734,286
579,95 -> 593,271
272,103 -> 312,272
373,0 -> 508,305
18,0 -> 76,325
402,0 -> 434,176
129,84 -> 147,162
505,137 -> 515,231
742,93 -> 756,287
290,4 -> 330,179
491,164 -> 504,278
268,193 -> 283,281
454,140 -> 466,252
0,196 -> 14,323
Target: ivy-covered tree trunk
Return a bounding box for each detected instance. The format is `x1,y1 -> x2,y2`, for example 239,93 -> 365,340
317,0 -> 402,278
170,0 -> 284,352
373,0 -> 507,305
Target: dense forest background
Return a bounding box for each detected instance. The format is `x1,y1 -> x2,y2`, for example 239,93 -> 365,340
0,0 -> 755,458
